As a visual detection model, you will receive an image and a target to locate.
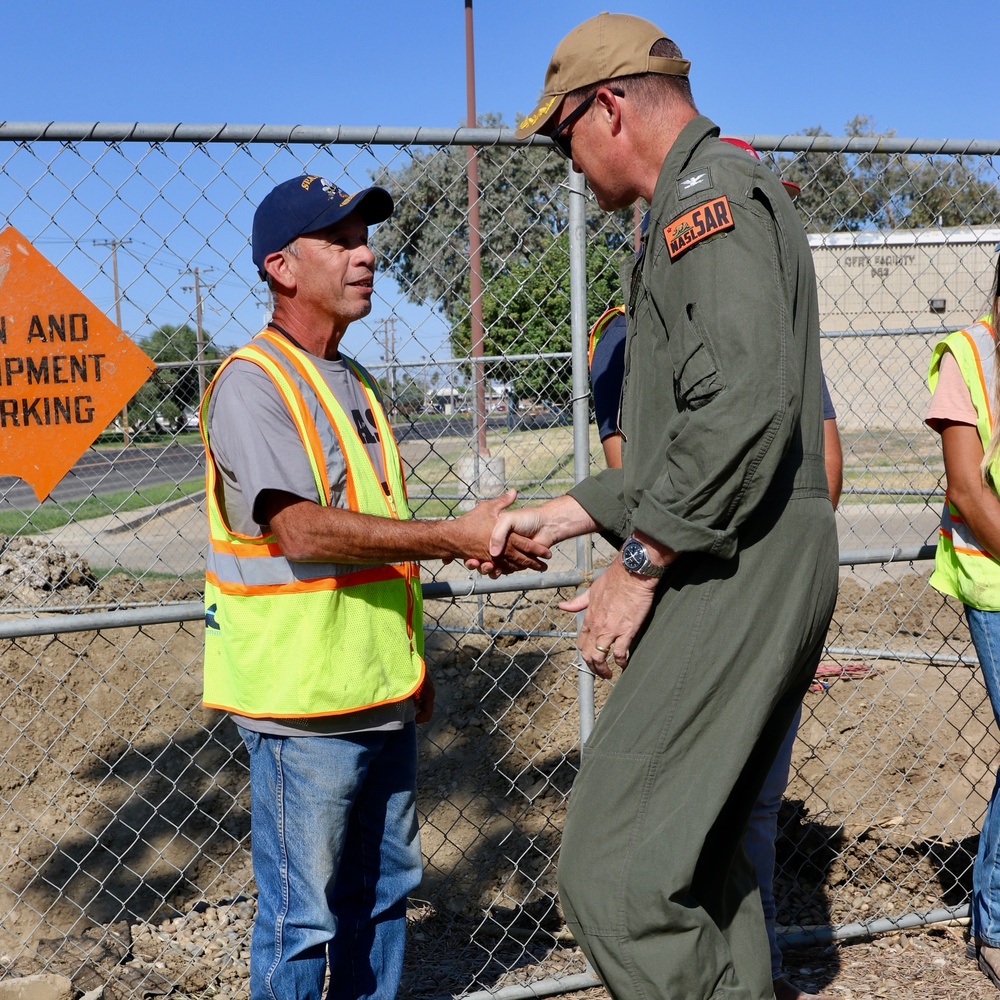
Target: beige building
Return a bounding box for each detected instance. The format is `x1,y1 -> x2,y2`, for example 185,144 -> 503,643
811,225 -> 1000,334
811,226 -> 1000,432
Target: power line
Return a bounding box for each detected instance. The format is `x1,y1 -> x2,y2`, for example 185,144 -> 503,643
94,238 -> 134,445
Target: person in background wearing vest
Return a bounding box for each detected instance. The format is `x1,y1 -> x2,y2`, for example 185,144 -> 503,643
476,13 -> 839,1000
199,175 -> 551,1000
926,243 -> 1000,990
590,302 -> 842,1000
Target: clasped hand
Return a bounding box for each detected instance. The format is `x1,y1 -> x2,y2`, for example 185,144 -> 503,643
468,494 -> 661,678
452,490 -> 552,578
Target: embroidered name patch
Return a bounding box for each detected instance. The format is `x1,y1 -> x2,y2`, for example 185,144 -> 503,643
663,195 -> 734,260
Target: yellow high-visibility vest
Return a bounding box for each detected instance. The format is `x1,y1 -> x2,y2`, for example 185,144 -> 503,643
928,316 -> 1000,610
200,329 -> 424,718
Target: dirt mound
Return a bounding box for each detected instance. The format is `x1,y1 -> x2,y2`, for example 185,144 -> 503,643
0,536 -> 97,607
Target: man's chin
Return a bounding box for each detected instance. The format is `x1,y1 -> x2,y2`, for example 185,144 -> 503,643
587,185 -> 622,213
594,189 -> 635,214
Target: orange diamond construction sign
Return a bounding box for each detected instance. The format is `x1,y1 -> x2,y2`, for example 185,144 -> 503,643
0,226 -> 156,501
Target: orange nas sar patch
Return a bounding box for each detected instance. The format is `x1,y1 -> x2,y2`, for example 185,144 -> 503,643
664,195 -> 734,260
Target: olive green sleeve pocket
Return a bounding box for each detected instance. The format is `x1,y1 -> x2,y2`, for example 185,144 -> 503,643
668,303 -> 725,411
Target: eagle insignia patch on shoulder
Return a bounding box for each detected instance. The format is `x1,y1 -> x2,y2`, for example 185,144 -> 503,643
676,169 -> 712,198
663,195 -> 734,260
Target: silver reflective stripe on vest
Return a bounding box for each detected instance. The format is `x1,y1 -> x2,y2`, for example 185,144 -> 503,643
943,503 -> 993,556
966,320 -> 996,421
207,547 -> 401,586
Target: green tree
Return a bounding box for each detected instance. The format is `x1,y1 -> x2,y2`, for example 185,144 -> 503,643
450,233 -> 625,406
371,114 -> 634,403
772,127 -> 867,232
776,117 -> 1000,232
130,324 -> 225,431
372,114 -> 571,324
372,115 -> 633,312
897,156 -> 1000,228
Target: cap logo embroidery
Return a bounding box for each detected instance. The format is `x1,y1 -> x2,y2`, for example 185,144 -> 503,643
518,94 -> 558,132
664,196 -> 734,260
300,175 -> 349,204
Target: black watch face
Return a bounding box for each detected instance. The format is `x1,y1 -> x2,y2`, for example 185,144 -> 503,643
622,539 -> 645,572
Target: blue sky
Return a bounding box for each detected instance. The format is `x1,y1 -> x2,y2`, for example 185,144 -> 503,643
6,0 -> 995,141
3,1 -> 997,367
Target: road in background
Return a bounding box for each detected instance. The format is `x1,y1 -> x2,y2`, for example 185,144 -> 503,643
0,414 -> 571,511
0,444 -> 205,510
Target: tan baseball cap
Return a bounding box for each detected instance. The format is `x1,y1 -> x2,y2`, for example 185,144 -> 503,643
515,12 -> 690,139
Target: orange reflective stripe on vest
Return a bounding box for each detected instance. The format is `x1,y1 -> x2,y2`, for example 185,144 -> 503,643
588,305 -> 626,371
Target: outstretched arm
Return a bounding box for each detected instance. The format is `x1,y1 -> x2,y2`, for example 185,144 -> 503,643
263,488 -> 551,573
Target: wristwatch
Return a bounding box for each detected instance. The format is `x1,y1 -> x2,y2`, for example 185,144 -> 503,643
620,536 -> 667,578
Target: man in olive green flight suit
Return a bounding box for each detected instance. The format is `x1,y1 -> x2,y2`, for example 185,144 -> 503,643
480,13 -> 839,1000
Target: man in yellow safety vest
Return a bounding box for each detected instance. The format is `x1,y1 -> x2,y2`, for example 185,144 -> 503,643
200,174 -> 549,1000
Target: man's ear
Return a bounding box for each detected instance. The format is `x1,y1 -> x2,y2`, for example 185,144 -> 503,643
596,86 -> 623,137
263,249 -> 295,291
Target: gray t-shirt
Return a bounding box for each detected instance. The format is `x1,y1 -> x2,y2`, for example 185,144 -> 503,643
207,348 -> 416,736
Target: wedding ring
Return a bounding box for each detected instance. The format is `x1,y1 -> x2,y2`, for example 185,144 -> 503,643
595,645 -> 610,654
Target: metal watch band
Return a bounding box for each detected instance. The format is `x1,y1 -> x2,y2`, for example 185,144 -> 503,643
621,537 -> 667,578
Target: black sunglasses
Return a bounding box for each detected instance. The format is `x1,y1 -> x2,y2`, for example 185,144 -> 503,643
548,88 -> 625,159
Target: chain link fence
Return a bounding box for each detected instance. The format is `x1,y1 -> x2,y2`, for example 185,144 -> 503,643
1,123 -> 999,998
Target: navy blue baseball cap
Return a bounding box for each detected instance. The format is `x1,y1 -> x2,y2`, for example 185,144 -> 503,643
251,175 -> 394,279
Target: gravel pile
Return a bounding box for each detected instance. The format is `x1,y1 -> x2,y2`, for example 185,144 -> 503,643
3,900 -> 255,999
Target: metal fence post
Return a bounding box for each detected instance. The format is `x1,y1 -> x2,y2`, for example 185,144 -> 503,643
567,163 -> 596,748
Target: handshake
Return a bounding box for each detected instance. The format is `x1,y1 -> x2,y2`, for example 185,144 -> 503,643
444,490 -> 654,680
449,489 -> 558,578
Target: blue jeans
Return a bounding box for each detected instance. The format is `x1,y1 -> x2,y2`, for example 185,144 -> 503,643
743,706 -> 802,981
967,606 -> 1000,948
238,723 -> 422,1000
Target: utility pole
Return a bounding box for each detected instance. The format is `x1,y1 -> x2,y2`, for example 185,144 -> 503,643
251,286 -> 274,326
465,0 -> 489,461
380,317 -> 397,413
181,266 -> 214,403
95,238 -> 133,445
